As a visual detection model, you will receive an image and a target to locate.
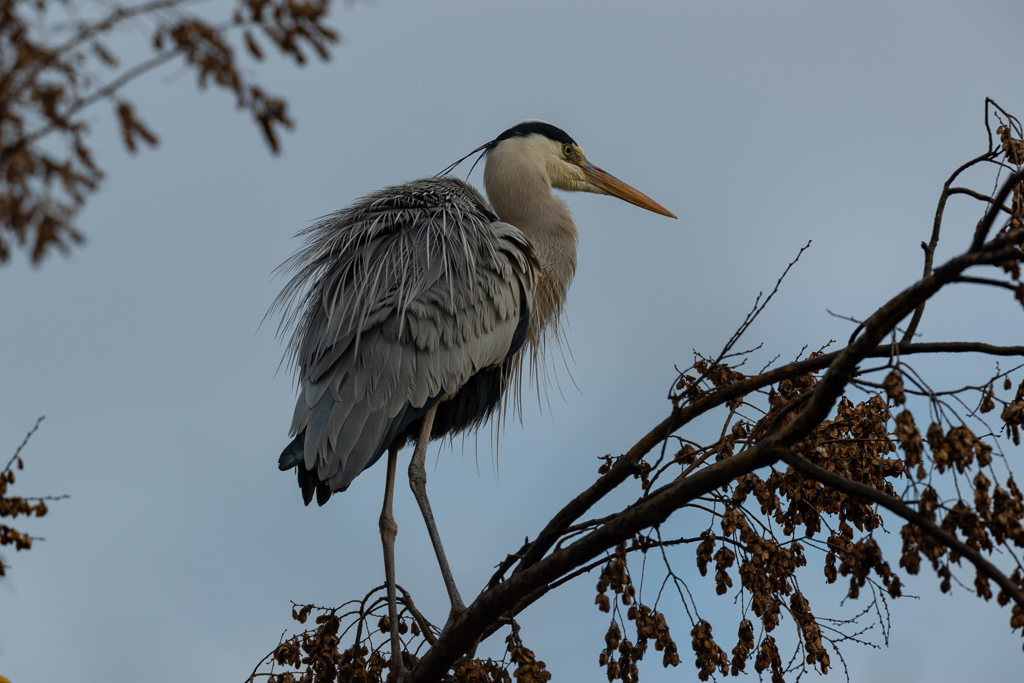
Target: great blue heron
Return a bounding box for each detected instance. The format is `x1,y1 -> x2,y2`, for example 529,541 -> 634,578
272,120 -> 674,678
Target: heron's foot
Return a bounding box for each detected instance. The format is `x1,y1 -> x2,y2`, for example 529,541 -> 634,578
446,591 -> 469,625
442,602 -> 485,667
439,602 -> 482,661
389,655 -> 408,683
438,602 -> 464,638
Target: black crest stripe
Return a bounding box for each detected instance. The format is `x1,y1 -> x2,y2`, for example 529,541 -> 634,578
489,121 -> 576,148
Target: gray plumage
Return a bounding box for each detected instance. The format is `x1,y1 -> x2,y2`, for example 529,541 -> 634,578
271,178 -> 536,502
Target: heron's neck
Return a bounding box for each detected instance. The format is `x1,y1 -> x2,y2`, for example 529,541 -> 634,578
483,142 -> 578,341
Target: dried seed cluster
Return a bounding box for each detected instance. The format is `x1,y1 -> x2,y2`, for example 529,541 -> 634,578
596,543 -> 680,682
452,658 -> 514,683
595,542 -> 635,613
506,631 -> 551,683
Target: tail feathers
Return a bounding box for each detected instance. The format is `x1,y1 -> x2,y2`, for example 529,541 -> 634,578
279,433 -> 332,506
279,392 -> 447,507
278,433 -> 305,470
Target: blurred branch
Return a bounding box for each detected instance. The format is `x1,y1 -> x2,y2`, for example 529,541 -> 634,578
0,0 -> 340,265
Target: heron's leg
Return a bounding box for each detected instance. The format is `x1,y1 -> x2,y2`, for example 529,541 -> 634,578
379,444 -> 406,682
408,404 -> 466,618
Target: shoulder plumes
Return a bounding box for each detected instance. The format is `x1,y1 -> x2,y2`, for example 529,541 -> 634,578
268,178 -> 533,381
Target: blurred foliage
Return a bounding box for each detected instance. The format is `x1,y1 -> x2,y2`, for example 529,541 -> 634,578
0,0 -> 340,265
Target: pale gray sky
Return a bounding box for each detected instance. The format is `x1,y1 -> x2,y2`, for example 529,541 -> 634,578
3,1 -> 1023,681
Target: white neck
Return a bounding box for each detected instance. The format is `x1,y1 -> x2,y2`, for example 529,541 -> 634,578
483,137 -> 579,343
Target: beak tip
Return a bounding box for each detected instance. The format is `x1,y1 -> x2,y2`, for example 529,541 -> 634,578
584,163 -> 677,220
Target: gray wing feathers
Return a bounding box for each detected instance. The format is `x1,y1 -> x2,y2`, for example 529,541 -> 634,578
272,178 -> 535,493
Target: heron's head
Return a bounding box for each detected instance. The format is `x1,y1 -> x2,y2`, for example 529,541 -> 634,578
485,120 -> 676,218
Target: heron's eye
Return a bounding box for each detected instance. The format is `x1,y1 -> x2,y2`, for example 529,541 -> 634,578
562,144 -> 573,157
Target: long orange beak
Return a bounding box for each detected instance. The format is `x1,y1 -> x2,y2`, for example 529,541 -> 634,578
580,162 -> 677,218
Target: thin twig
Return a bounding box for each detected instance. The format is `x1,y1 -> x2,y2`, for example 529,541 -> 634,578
4,416 -> 45,474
